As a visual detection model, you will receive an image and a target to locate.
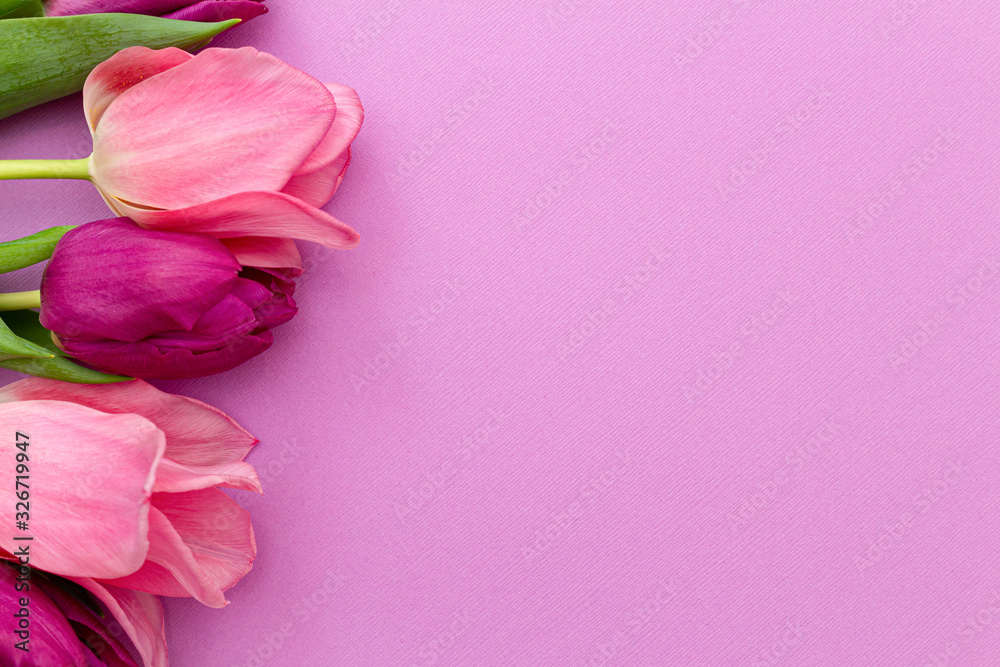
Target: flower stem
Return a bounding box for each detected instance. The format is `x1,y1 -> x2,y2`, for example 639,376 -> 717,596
0,158 -> 90,181
0,290 -> 41,311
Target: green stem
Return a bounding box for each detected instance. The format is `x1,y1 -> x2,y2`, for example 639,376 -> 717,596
0,158 -> 90,181
0,290 -> 41,311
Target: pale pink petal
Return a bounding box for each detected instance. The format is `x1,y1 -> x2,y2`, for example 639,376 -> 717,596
91,47 -> 336,210
70,578 -> 168,667
82,46 -> 193,134
0,378 -> 257,467
153,457 -> 262,494
114,189 -> 361,249
0,402 -> 164,579
153,489 -> 257,592
105,506 -> 227,608
220,236 -> 304,273
104,490 -> 255,607
282,82 -> 364,207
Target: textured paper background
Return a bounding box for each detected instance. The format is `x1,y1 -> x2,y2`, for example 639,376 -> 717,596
2,1 -> 1000,665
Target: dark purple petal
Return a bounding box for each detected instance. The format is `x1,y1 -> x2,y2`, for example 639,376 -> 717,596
164,0 -> 267,22
41,218 -> 240,343
57,332 -> 274,379
0,563 -> 93,665
229,276 -> 274,310
238,266 -> 298,330
45,0 -> 195,16
37,575 -> 138,667
254,289 -> 297,331
145,293 -> 258,353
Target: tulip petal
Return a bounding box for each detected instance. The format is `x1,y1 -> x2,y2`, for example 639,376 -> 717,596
114,189 -> 361,249
153,457 -> 262,494
82,46 -> 193,133
165,0 -> 267,22
0,402 -> 164,579
145,293 -> 258,354
91,47 -> 336,210
0,378 -> 258,467
58,331 -> 275,380
220,236 -> 303,273
36,573 -> 139,667
40,218 -> 241,343
282,82 -> 364,207
0,565 -> 92,666
46,0 -> 193,16
105,490 -> 255,607
70,579 -> 168,667
104,506 -> 227,607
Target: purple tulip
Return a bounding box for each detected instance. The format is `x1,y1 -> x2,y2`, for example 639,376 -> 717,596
40,218 -> 299,380
0,562 -> 138,666
43,0 -> 267,23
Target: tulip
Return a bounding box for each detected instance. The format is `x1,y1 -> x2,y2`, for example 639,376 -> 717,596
0,46 -> 364,262
35,217 -> 299,379
0,563 -> 143,665
43,0 -> 267,22
0,376 -> 263,665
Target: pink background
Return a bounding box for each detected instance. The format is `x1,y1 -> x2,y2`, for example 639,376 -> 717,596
2,1 -> 1000,664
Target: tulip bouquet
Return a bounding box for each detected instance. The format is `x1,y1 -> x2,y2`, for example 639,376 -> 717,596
0,378 -> 261,665
0,45 -> 363,380
0,5 -> 365,664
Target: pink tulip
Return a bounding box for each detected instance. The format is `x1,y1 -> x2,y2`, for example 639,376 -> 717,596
0,378 -> 262,666
82,45 -> 364,265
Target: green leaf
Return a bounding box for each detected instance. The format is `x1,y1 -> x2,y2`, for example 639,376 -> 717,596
0,312 -> 53,361
0,225 -> 73,274
0,310 -> 132,383
0,0 -> 43,20
0,13 -> 239,120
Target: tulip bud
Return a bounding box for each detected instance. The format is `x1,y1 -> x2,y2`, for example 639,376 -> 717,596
0,12 -> 240,119
0,226 -> 131,383
39,218 -> 299,379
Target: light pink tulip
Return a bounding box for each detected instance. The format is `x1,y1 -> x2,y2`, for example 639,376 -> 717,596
82,46 -> 364,267
0,378 -> 262,667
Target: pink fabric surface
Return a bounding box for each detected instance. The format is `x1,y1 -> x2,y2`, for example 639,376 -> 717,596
1,1 -> 999,665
